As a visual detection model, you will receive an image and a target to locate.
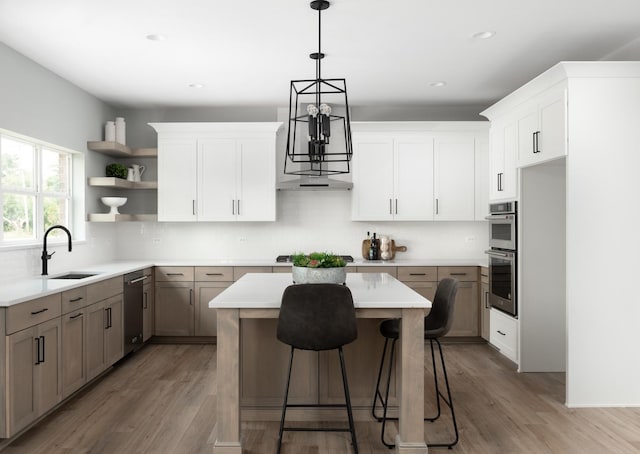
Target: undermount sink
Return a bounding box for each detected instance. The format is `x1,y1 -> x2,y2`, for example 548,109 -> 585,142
51,272 -> 99,280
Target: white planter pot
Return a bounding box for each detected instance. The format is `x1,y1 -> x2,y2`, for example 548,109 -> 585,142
292,266 -> 347,285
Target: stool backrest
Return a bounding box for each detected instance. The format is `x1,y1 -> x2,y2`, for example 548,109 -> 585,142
278,283 -> 358,351
424,278 -> 458,338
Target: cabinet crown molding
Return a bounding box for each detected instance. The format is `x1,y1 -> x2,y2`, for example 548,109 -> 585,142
149,122 -> 282,136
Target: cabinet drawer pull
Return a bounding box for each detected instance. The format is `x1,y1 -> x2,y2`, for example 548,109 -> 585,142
30,308 -> 49,315
189,288 -> 193,306
206,273 -> 224,276
69,296 -> 83,302
409,273 -> 426,276
497,330 -> 506,336
450,272 -> 467,276
144,291 -> 148,310
69,312 -> 83,319
167,273 -> 184,276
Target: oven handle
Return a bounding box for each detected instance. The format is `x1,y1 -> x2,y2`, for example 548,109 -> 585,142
484,214 -> 515,221
485,249 -> 514,258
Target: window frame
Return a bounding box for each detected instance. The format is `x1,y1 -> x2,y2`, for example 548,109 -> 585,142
0,129 -> 76,247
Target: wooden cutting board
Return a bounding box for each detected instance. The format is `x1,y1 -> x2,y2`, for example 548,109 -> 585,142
361,239 -> 407,260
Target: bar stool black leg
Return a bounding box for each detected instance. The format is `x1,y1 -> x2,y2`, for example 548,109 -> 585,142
426,339 -> 459,449
277,346 -> 295,454
339,347 -> 358,454
380,338 -> 397,449
371,338 -> 390,421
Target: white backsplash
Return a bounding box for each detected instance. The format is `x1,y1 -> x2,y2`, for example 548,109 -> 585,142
0,223 -> 118,284
114,191 -> 489,261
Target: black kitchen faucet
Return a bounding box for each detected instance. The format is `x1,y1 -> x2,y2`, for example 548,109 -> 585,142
41,224 -> 72,275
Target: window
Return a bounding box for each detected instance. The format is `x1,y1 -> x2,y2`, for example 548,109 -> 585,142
0,131 -> 73,244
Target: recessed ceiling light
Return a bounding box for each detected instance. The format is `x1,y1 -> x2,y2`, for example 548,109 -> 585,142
430,81 -> 446,87
146,34 -> 167,41
471,31 -> 495,40
189,83 -> 205,89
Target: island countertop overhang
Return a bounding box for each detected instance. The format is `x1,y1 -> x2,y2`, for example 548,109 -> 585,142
209,272 -> 431,310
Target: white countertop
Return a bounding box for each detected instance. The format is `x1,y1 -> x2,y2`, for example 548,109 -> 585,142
155,258 -> 488,267
0,261 -> 153,307
1,257 -> 486,307
209,272 -> 431,309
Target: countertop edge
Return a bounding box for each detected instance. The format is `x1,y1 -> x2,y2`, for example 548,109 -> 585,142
1,258 -> 487,307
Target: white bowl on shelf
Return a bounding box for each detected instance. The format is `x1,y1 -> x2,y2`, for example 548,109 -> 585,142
101,197 -> 127,214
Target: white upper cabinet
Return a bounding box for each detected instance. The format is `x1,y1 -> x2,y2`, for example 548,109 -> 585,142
516,83 -> 567,168
351,133 -> 433,221
351,122 -> 488,221
488,117 -> 518,201
157,136 -> 198,221
151,123 -> 281,222
434,134 -> 475,220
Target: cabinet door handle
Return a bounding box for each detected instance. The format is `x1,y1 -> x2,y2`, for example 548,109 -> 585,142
435,198 -> 439,215
35,338 -> 41,365
232,199 -> 235,215
497,330 -> 506,336
69,296 -> 83,303
143,291 -> 148,309
30,308 -> 48,315
109,307 -> 112,329
485,291 -> 490,309
40,336 -> 45,363
189,288 -> 193,306
395,199 -> 398,215
237,199 -> 241,216
533,131 -> 541,153
69,312 -> 83,319
498,172 -> 503,192
389,198 -> 392,215
192,200 -> 196,216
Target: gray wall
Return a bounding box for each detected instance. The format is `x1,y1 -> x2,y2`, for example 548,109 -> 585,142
0,42 -> 119,281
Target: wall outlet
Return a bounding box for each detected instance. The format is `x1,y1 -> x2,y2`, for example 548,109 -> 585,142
465,236 -> 476,243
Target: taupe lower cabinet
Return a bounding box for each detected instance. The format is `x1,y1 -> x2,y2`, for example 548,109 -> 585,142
480,266 -> 490,341
6,317 -> 62,436
61,308 -> 88,397
86,295 -> 123,381
154,266 -> 195,336
438,266 -> 479,337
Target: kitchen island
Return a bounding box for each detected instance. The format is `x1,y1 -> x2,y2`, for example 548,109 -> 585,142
210,272 -> 431,453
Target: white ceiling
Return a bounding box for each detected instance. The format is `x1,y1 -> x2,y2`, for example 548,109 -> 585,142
1,0 -> 639,110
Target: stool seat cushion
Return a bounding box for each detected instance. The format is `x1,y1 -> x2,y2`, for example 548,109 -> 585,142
277,283 -> 357,351
378,278 -> 459,340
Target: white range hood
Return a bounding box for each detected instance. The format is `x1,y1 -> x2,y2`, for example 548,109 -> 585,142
276,176 -> 353,191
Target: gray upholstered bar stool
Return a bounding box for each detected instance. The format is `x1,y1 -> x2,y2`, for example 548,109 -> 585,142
276,283 -> 359,454
371,278 -> 459,449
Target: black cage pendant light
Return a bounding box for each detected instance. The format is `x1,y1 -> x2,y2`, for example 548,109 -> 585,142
284,0 -> 353,177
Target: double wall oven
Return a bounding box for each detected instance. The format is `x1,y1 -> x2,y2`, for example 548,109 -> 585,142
485,201 -> 517,317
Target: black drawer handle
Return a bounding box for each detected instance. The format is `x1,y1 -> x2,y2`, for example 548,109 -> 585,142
409,273 -> 426,276
450,272 -> 467,276
69,297 -> 83,302
205,273 -> 224,276
30,308 -> 49,315
167,273 -> 184,276
69,313 -> 83,319
497,330 -> 506,336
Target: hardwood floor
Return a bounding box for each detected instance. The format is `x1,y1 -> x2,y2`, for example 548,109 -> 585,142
3,343 -> 640,453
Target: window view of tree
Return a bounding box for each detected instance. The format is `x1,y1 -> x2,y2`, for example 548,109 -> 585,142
0,134 -> 72,243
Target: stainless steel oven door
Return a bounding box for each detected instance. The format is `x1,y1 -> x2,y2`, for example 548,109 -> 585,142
485,214 -> 517,250
485,249 -> 517,317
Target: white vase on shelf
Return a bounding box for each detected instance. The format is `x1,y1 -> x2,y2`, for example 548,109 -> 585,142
105,121 -> 115,142
115,117 -> 126,145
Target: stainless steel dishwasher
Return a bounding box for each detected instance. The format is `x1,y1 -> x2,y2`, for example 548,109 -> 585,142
124,270 -> 149,355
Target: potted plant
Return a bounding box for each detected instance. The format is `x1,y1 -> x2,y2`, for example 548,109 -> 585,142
291,252 -> 347,284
